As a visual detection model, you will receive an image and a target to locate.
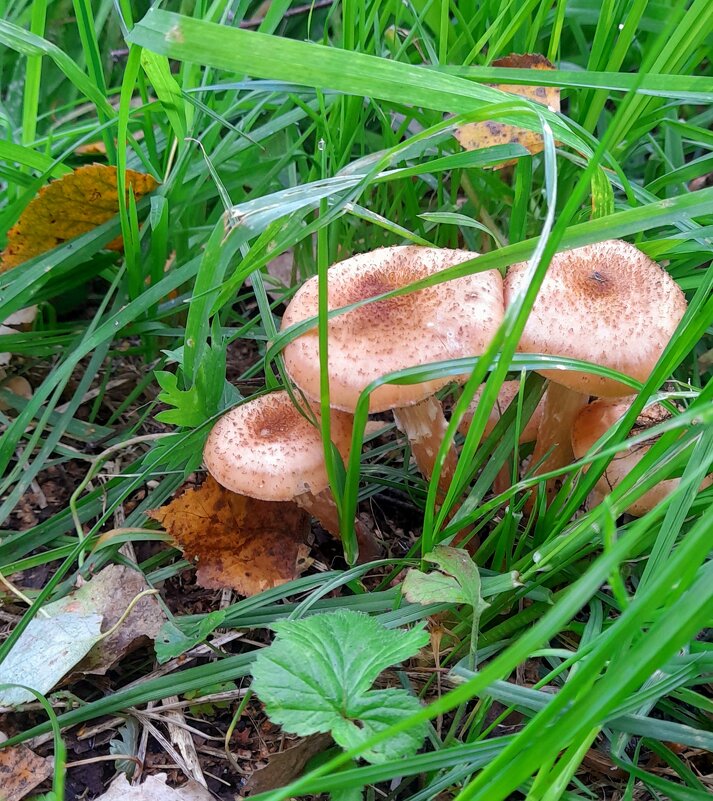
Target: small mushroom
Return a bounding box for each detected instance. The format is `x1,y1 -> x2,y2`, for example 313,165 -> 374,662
3,306 -> 37,329
203,391 -> 381,562
571,397 -> 712,516
281,246 -> 504,495
0,375 -> 32,413
0,306 -> 36,371
504,240 -> 687,504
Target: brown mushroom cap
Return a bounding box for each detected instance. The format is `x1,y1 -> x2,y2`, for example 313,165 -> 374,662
571,397 -> 712,516
203,391 -> 353,502
504,241 -> 687,397
281,246 -> 504,413
457,380 -> 544,442
0,376 -> 32,413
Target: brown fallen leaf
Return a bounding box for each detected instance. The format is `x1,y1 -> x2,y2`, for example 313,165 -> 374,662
0,164 -> 159,272
148,476 -> 312,596
0,740 -> 53,801
68,564 -> 166,677
244,733 -> 332,796
94,772 -> 212,801
454,54 -> 560,164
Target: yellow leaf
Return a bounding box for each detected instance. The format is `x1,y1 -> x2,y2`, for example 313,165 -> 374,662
0,164 -> 159,272
454,54 -> 560,165
148,476 -> 313,596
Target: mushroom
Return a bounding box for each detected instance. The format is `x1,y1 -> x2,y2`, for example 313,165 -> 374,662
457,380 -> 546,496
504,240 -> 687,504
203,391 -> 381,561
457,380 -> 545,444
0,306 -> 36,373
0,375 -> 32,413
571,397 -> 712,515
281,246 -> 504,496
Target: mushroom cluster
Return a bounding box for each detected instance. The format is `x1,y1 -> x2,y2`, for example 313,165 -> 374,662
202,239 -> 696,567
281,245 -> 504,496
502,240 -> 688,507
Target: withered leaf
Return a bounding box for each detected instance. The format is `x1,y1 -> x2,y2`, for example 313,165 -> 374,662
0,164 -> 159,272
0,741 -> 53,801
455,54 -> 560,164
69,564 -> 166,677
244,733 -> 332,796
148,477 -> 312,596
95,773 -> 213,801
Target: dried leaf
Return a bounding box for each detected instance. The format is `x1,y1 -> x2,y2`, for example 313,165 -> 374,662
244,734 -> 332,796
148,476 -> 312,596
454,54 -> 559,164
94,773 -> 212,801
0,611 -> 103,707
69,565 -> 166,677
0,164 -> 159,272
0,741 -> 53,801
0,565 -> 165,706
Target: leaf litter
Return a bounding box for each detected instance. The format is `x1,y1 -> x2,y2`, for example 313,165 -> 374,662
454,53 -> 560,162
148,476 -> 313,596
0,164 -> 159,271
92,772 -> 213,801
0,565 -> 165,707
0,735 -> 53,801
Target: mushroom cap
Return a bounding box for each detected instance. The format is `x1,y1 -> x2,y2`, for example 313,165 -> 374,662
0,376 -> 32,413
571,398 -> 711,516
3,305 -> 37,329
458,380 -> 544,442
203,391 -> 353,502
281,246 -> 504,413
504,241 -> 687,397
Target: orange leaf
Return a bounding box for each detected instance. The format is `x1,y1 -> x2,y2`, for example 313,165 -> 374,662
148,477 -> 312,596
0,742 -> 53,801
0,164 -> 159,272
454,54 -> 560,164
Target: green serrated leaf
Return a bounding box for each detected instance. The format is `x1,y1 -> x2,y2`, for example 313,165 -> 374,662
404,547 -> 490,670
154,370 -> 206,427
155,323 -> 236,428
251,610 -> 429,763
332,688 -> 426,763
109,717 -> 140,778
155,610 -> 227,663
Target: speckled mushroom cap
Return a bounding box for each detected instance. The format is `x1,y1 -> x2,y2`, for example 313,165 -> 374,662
281,246 -> 504,413
504,241 -> 687,397
203,391 -> 353,502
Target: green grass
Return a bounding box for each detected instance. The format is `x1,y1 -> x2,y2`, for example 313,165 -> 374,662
1,0 -> 713,799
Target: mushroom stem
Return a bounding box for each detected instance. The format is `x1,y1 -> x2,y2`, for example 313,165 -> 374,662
527,383 -> 588,507
295,488 -> 382,563
392,396 -> 459,501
